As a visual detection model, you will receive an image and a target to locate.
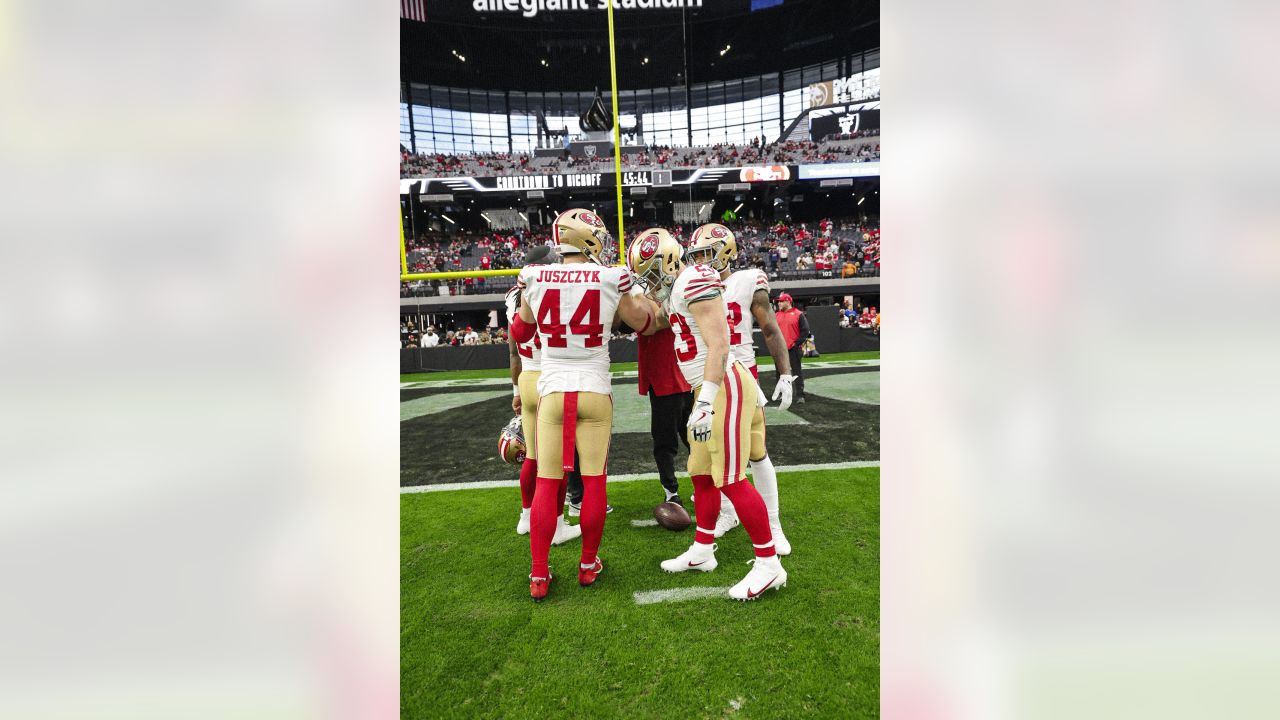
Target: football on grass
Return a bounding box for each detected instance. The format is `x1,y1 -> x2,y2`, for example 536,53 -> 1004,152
653,502 -> 692,531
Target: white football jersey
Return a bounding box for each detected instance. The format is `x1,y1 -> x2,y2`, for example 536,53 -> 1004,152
504,285 -> 541,372
723,268 -> 770,367
518,262 -> 632,396
664,263 -> 727,389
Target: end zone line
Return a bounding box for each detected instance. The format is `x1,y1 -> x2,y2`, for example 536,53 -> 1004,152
633,586 -> 733,605
401,460 -> 879,494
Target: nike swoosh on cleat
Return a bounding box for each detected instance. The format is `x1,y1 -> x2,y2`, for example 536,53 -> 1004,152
688,560 -> 707,567
746,576 -> 777,599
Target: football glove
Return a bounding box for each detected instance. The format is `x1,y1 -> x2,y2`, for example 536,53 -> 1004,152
688,400 -> 714,442
756,381 -> 769,408
772,375 -> 796,411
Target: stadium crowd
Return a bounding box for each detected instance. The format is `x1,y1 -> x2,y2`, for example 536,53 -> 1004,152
400,216 -> 879,299
401,135 -> 880,178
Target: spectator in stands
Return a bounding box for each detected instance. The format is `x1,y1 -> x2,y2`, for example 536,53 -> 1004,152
842,259 -> 858,278
463,326 -> 480,345
404,334 -> 419,349
423,327 -> 440,347
796,251 -> 814,271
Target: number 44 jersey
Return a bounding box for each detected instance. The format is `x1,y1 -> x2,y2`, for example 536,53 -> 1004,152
518,262 -> 633,396
664,263 -> 727,389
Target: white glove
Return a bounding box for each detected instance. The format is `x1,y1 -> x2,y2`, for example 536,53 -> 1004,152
688,400 -> 714,442
772,375 -> 796,411
688,380 -> 719,443
756,381 -> 769,408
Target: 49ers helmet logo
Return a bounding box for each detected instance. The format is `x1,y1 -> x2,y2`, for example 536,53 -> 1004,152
579,211 -> 602,227
710,226 -> 728,238
637,235 -> 659,259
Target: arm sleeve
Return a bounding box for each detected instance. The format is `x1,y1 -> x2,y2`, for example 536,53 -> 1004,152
682,265 -> 724,304
754,269 -> 770,293
799,312 -> 811,338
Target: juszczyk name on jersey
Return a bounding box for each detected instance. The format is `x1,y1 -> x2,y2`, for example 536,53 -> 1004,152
495,174 -> 602,191
473,0 -> 702,20
536,268 -> 602,283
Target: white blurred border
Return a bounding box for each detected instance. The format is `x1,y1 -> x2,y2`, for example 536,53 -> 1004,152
885,1 -> 1280,718
0,1 -> 398,717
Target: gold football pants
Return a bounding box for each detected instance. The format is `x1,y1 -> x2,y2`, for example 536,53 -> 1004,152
688,362 -> 762,487
536,391 -> 613,478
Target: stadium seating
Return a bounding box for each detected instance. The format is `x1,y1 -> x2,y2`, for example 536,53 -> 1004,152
400,137 -> 880,179
400,218 -> 880,298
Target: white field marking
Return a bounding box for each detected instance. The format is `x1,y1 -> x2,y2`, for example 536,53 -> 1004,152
400,460 -> 879,494
634,586 -> 733,605
630,518 -> 659,527
399,358 -> 877,390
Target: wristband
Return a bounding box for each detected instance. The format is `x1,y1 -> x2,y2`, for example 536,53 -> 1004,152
513,384 -> 520,397
697,380 -> 720,406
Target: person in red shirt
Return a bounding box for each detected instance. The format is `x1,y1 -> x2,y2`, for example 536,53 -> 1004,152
774,293 -> 811,403
480,254 -> 491,270
637,325 -> 693,505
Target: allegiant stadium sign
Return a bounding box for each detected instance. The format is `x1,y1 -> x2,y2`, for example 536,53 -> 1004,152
472,0 -> 704,18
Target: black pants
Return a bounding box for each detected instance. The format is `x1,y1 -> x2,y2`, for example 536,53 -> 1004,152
649,389 -> 694,496
787,343 -> 806,398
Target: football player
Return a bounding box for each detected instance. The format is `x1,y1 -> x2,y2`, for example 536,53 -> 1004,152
509,209 -> 656,602
505,245 -> 581,545
627,228 -> 787,601
685,224 -> 795,555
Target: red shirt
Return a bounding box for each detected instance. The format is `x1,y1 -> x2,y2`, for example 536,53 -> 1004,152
777,307 -> 805,349
637,327 -> 691,397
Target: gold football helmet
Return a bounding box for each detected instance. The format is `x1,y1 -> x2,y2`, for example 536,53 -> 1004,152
551,208 -> 611,264
498,416 -> 526,465
686,223 -> 738,272
627,228 -> 684,303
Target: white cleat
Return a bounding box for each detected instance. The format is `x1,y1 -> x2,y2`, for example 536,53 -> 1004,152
552,519 -> 582,545
770,523 -> 791,556
516,509 -> 531,535
660,542 -> 718,573
728,555 -> 787,601
713,508 -> 740,538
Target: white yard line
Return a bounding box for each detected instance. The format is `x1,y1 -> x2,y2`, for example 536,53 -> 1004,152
630,519 -> 659,527
633,586 -> 733,605
400,460 -> 879,494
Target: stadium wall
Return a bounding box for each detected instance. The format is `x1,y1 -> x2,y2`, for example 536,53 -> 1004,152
400,307 -> 877,374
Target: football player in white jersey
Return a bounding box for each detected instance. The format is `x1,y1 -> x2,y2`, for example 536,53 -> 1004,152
505,244 -> 582,546
627,228 -> 787,601
510,209 -> 656,602
686,224 -> 796,555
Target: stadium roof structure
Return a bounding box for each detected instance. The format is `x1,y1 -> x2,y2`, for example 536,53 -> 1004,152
401,0 -> 878,92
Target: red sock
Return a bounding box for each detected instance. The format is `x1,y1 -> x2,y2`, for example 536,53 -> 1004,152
721,481 -> 776,557
529,476 -> 560,578
519,458 -> 537,510
691,474 -> 721,545
579,474 -> 607,565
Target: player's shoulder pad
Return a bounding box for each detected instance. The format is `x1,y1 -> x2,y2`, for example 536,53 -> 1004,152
682,264 -> 724,303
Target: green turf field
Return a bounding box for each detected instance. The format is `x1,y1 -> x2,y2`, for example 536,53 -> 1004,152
401,467 -> 879,719
400,350 -> 879,383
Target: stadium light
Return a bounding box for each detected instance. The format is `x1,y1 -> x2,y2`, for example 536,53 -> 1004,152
733,203 -> 744,213
857,196 -> 865,205
720,44 -> 731,56
518,211 -> 528,221
642,57 -> 649,65
481,213 -> 492,223
540,59 -> 548,67
441,215 -> 455,224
